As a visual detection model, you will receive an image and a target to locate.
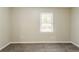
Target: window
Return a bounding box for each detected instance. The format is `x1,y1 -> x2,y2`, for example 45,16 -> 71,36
40,12 -> 53,32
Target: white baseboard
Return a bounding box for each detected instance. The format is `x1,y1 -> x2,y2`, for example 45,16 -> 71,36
71,41 -> 79,48
0,42 -> 10,51
11,41 -> 71,44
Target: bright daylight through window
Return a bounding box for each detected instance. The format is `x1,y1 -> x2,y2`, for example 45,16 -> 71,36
40,12 -> 53,32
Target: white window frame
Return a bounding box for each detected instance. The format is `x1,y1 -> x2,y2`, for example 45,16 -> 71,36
40,12 -> 53,32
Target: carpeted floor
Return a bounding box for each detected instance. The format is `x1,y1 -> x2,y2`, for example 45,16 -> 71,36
0,43 -> 79,52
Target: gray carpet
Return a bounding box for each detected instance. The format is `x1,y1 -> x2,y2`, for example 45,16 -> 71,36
1,43 -> 79,52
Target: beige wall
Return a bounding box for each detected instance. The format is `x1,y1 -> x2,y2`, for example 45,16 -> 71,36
71,8 -> 79,45
11,7 -> 71,43
0,8 -> 10,49
1,7 -> 79,49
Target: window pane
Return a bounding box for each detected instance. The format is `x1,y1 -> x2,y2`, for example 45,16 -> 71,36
40,13 -> 53,32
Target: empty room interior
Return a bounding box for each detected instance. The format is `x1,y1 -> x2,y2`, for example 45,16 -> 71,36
0,7 -> 79,52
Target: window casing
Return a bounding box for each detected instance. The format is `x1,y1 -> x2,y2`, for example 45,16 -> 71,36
40,13 -> 53,32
